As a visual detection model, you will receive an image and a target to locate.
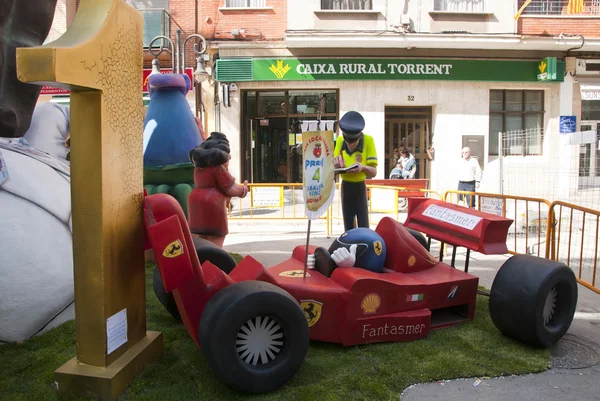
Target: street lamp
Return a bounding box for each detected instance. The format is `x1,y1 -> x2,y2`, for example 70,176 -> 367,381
148,29 -> 209,82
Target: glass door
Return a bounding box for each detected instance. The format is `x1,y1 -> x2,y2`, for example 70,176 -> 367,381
252,118 -> 288,183
579,121 -> 600,188
384,119 -> 432,179
241,89 -> 339,184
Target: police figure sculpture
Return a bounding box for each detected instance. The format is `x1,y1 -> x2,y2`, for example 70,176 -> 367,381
333,111 -> 378,231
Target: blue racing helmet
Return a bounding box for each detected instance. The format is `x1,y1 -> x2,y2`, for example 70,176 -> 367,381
328,227 -> 386,273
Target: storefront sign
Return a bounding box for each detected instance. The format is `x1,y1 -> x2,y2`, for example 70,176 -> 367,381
40,86 -> 70,95
216,58 -> 565,83
581,89 -> 600,100
40,67 -> 194,95
537,57 -> 558,82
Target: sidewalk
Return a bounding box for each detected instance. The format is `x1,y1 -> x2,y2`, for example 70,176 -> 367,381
223,222 -> 600,401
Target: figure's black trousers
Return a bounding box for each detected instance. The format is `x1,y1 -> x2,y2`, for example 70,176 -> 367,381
341,180 -> 369,231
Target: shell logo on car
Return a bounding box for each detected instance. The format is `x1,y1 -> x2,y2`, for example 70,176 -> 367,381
408,255 -> 416,266
361,293 -> 381,314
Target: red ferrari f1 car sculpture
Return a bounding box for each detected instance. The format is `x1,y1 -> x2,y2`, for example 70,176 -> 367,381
144,194 -> 578,394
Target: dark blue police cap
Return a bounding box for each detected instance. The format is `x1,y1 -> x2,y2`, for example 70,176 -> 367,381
339,111 -> 365,140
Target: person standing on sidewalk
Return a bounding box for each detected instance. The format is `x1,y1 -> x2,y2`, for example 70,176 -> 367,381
457,147 -> 482,208
333,111 -> 378,231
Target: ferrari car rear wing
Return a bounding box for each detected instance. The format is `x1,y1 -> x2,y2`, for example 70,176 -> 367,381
404,198 -> 513,255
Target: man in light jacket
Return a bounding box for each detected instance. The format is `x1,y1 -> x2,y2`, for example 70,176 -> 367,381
457,147 -> 482,208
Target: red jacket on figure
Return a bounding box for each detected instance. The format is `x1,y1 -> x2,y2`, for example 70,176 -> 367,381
188,132 -> 247,241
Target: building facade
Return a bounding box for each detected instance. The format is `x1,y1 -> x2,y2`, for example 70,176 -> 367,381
214,0 -> 600,204
44,0 -> 600,203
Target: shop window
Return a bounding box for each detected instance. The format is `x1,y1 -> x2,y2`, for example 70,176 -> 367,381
288,90 -> 337,115
434,0 -> 485,12
224,0 -> 266,7
257,92 -> 287,116
489,89 -> 545,156
247,90 -> 338,117
241,89 -> 339,184
321,0 -> 372,10
582,100 -> 600,121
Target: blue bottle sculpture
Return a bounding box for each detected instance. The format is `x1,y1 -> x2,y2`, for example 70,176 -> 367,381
144,73 -> 202,166
143,73 -> 204,216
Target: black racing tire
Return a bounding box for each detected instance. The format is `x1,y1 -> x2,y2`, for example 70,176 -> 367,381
153,265 -> 182,321
152,246 -> 237,322
406,227 -> 430,252
489,254 -> 578,348
196,244 -> 237,274
199,281 -> 309,393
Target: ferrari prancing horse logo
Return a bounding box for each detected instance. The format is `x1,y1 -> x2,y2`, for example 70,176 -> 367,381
300,300 -> 323,327
163,240 -> 183,258
373,241 -> 383,256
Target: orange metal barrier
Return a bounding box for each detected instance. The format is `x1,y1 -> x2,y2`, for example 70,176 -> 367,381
227,183 -> 331,235
221,183 -> 599,294
548,201 -> 600,295
328,183 -> 443,235
443,190 -> 553,259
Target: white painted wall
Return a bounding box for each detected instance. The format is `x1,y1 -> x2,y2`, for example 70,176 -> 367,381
422,0 -> 517,33
222,79 -> 563,200
288,0 -> 390,31
287,0 -> 517,34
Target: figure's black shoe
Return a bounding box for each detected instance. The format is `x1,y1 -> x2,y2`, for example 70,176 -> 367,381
313,247 -> 336,278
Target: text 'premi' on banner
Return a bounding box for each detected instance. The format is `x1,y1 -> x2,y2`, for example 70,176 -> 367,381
302,131 -> 335,219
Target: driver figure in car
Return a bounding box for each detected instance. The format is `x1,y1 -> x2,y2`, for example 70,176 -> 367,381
307,227 -> 387,277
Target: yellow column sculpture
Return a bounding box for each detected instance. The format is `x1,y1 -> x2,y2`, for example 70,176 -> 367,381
16,1 -> 163,399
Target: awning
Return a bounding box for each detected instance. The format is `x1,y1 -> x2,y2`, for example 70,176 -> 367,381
579,77 -> 600,100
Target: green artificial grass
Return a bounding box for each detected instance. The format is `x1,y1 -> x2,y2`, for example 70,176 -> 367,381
0,263 -> 548,401
230,252 -> 244,264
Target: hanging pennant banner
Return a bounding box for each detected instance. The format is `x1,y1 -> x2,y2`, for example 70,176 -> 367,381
302,130 -> 335,219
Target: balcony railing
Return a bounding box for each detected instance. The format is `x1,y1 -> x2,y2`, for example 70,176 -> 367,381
138,9 -> 171,48
433,0 -> 486,12
518,0 -> 600,16
321,0 -> 373,10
